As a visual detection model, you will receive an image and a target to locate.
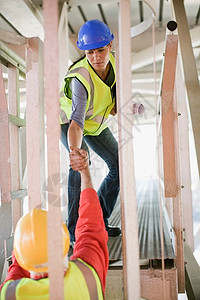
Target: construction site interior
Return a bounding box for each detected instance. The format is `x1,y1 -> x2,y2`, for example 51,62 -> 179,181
0,0 -> 200,299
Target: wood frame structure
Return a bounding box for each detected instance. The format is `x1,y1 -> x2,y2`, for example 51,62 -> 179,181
1,0 -> 199,299
0,39 -> 27,226
0,34 -> 27,284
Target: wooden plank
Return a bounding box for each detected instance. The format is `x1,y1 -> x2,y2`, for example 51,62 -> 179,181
161,34 -> 178,197
173,88 -> 185,293
161,32 -> 185,292
176,57 -> 194,251
43,0 -> 64,299
0,63 -> 12,203
172,0 -> 200,175
58,2 -> 70,214
8,64 -> 21,228
118,0 -> 140,299
58,2 -> 70,87
25,37 -> 43,209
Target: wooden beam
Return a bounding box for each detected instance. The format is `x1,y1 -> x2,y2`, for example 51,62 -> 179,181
161,34 -> 178,197
58,2 -> 70,87
161,32 -> 185,292
176,57 -> 194,252
25,37 -> 44,210
172,0 -> 200,175
0,63 -> 12,203
173,88 -> 185,293
118,0 -> 140,299
8,64 -> 21,229
43,0 -> 64,299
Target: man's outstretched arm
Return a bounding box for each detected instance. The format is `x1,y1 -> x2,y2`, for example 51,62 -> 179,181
69,147 -> 109,293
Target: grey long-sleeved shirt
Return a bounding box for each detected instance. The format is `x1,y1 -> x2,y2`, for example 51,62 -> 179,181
69,78 -> 87,130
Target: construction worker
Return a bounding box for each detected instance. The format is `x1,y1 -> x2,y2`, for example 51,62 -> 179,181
0,148 -> 109,299
60,19 -> 121,243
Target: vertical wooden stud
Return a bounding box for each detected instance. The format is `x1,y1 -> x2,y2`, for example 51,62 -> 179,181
118,0 -> 140,299
0,63 -> 12,203
8,64 -> 21,228
43,0 -> 64,299
161,34 -> 178,197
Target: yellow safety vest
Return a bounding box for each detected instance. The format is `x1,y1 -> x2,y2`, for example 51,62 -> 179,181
1,259 -> 104,300
59,52 -> 116,136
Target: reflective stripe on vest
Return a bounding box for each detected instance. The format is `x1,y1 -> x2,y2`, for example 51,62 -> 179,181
67,66 -> 95,120
5,279 -> 21,300
72,259 -> 99,300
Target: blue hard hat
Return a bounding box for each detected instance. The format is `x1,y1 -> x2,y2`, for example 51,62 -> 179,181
77,19 -> 114,50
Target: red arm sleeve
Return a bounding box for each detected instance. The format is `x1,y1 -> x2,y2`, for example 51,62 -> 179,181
70,188 -> 109,293
0,250 -> 30,292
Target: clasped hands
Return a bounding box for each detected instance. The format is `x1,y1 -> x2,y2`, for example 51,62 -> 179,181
69,146 -> 88,172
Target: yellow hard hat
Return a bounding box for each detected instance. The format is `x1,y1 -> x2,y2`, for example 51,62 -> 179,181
14,208 -> 70,272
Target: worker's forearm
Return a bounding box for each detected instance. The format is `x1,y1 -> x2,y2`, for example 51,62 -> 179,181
68,121 -> 83,149
80,167 -> 94,191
